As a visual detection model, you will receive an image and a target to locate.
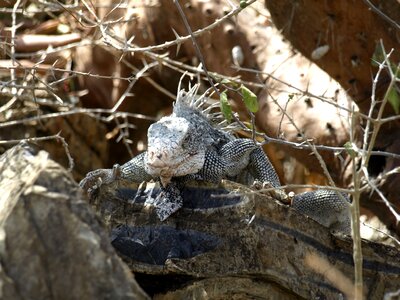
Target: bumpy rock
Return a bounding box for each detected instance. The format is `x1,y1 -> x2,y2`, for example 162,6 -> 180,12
0,144 -> 148,300
89,180 -> 400,299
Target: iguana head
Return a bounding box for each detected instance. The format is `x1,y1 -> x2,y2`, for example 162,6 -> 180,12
144,85 -> 219,186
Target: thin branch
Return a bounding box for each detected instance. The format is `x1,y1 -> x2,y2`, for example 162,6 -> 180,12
0,108 -> 156,129
11,0 -> 23,95
0,64 -> 135,81
363,46 -> 397,168
361,220 -> 400,247
0,134 -> 74,171
361,52 -> 390,154
113,116 -> 134,158
362,167 -> 400,222
249,183 -> 355,195
362,0 -> 400,30
267,91 -> 339,188
350,107 -> 363,300
100,0 -> 257,54
234,65 -> 366,118
110,61 -> 159,112
174,0 -> 219,96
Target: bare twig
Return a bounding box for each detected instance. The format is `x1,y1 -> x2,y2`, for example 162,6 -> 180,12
0,134 -> 74,171
349,109 -> 363,300
362,45 -> 397,167
100,0 -> 257,54
11,0 -> 23,95
362,166 -> 400,222
110,61 -> 159,112
361,220 -> 400,247
362,0 -> 400,30
361,53 -> 389,154
174,0 -> 219,96
266,91 -> 340,189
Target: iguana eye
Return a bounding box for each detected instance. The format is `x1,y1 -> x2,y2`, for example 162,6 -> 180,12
182,135 -> 191,145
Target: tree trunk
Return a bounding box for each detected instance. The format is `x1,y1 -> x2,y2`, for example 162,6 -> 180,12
265,0 -> 400,235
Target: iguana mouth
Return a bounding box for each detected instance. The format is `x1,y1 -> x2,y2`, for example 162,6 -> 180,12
160,175 -> 172,187
146,153 -> 193,169
145,151 -> 204,185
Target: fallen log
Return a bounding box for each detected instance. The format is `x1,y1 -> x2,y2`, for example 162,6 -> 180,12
0,144 -> 148,300
2,143 -> 399,299
90,179 -> 400,299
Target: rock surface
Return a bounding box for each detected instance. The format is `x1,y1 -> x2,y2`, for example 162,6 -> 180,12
1,144 -> 400,299
0,144 -> 148,300
90,180 -> 400,299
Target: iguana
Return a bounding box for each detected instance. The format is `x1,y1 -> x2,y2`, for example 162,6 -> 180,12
80,84 -> 350,233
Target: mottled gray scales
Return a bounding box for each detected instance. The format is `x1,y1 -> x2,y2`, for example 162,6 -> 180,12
199,150 -> 226,183
80,84 -> 351,232
151,182 -> 183,221
120,152 -> 152,182
249,148 -> 280,188
219,140 -> 257,178
292,190 -> 351,233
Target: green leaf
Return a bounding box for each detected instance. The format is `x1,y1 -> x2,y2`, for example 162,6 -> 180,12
344,141 -> 358,158
241,85 -> 259,113
242,121 -> 253,129
220,78 -> 239,88
220,78 -> 232,84
388,86 -> 400,114
220,90 -> 232,123
240,0 -> 248,8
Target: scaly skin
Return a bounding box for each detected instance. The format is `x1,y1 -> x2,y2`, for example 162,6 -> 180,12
80,138 -> 279,221
80,85 -> 350,230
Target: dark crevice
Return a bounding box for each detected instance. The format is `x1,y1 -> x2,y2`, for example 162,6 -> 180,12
111,225 -> 221,265
134,273 -> 199,296
367,148 -> 387,177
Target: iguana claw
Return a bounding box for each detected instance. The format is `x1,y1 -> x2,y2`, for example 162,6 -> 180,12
79,164 -> 122,198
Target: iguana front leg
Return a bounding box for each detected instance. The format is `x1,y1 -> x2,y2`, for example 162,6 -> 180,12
79,152 -> 152,197
219,139 -> 281,188
80,152 -> 184,221
248,146 -> 281,188
193,138 -> 280,188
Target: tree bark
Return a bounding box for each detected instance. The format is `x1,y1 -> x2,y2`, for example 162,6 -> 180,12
0,145 -> 149,300
90,179 -> 400,299
265,0 -> 400,235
